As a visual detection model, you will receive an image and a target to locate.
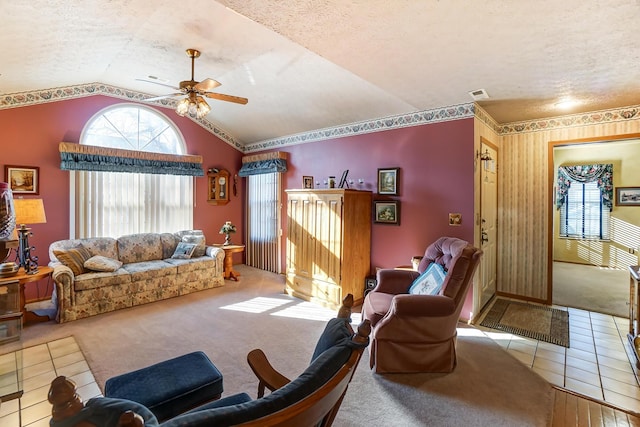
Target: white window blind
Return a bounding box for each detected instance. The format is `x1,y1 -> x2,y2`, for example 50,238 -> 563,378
560,181 -> 609,239
246,173 -> 281,273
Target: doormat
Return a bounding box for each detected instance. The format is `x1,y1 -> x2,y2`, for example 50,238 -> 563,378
480,298 -> 570,347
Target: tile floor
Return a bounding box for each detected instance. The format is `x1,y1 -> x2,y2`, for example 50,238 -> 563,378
1,307 -> 639,426
477,305 -> 640,413
0,336 -> 101,427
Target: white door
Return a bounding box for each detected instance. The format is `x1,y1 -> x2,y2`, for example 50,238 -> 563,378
479,140 -> 498,311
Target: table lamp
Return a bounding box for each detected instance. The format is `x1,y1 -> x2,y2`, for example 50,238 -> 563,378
14,198 -> 47,274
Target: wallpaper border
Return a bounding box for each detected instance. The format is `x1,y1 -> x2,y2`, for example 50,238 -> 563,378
3,83 -> 640,152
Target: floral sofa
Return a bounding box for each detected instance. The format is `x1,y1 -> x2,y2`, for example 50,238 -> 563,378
48,231 -> 225,323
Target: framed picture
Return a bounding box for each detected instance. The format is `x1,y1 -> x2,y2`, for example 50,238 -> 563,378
5,165 -> 39,195
374,200 -> 400,225
303,175 -> 314,189
378,167 -> 399,195
615,187 -> 640,206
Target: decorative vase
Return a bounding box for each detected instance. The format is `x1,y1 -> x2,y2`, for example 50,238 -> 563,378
224,233 -> 232,246
0,182 -> 16,240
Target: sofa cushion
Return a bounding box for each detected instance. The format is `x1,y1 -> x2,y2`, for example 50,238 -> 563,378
171,242 -> 197,259
54,246 -> 93,276
160,233 -> 181,259
84,255 -> 123,272
74,270 -> 132,291
117,233 -> 163,264
50,237 -> 118,264
408,262 -> 446,295
176,230 -> 207,257
165,257 -> 217,273
122,260 -> 176,281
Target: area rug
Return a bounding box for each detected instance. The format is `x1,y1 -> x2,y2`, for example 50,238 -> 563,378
480,298 -> 570,347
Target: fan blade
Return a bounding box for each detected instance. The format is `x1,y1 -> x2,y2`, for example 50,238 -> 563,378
204,92 -> 248,105
135,78 -> 180,91
194,78 -> 221,92
145,93 -> 183,101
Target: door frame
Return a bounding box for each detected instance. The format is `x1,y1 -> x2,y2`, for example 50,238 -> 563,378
473,136 -> 499,320
546,132 -> 640,304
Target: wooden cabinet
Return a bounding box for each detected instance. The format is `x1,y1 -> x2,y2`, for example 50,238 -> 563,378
285,189 -> 372,309
207,169 -> 230,205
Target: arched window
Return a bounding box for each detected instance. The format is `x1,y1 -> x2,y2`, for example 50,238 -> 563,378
73,104 -> 193,238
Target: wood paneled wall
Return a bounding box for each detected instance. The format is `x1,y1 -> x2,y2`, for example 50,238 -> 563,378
498,117 -> 640,302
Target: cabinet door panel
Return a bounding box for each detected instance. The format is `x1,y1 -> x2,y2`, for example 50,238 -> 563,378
313,194 -> 342,284
287,195 -> 314,278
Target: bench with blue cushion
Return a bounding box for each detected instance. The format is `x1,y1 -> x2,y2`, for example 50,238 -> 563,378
104,351 -> 223,422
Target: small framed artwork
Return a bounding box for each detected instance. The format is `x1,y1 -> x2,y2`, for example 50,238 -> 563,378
378,167 -> 399,195
5,165 -> 39,195
303,176 -> 314,189
615,187 -> 640,206
373,200 -> 400,225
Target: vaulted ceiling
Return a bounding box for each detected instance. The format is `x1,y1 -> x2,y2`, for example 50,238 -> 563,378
2,1 -> 640,148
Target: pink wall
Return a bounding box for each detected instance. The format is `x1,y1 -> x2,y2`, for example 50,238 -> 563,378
280,118 -> 475,268
0,96 -> 245,300
275,118 -> 476,318
2,97 -> 477,318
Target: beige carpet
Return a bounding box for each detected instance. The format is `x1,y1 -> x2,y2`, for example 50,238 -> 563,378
480,298 -> 570,347
553,261 -> 629,318
5,265 -> 554,426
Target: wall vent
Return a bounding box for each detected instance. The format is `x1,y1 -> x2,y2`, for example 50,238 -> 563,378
468,89 -> 490,101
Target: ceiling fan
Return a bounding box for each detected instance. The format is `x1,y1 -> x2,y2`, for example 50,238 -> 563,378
141,48 -> 248,119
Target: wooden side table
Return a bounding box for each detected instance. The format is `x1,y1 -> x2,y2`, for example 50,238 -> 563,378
0,266 -> 54,325
213,245 -> 245,281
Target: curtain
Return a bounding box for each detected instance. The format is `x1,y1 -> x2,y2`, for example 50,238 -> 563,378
75,170 -> 193,238
239,152 -> 287,177
246,173 -> 281,273
556,164 -> 613,211
59,142 -> 204,176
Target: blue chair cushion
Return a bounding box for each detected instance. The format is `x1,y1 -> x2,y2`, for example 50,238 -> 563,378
104,351 -> 223,422
310,317 -> 353,361
49,397 -> 157,427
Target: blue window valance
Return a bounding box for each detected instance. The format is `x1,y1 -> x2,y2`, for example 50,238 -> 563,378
238,152 -> 288,177
556,164 -> 613,211
59,142 -> 204,176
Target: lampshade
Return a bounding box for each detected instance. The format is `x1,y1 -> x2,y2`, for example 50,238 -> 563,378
175,93 -> 211,119
14,199 -> 47,226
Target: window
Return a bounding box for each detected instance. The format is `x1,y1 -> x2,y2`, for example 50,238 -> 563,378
74,104 -> 193,238
246,173 -> 281,273
559,180 -> 609,239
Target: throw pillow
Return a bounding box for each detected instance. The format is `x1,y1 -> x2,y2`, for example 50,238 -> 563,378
408,262 -> 447,295
171,242 -> 197,259
181,234 -> 206,257
54,246 -> 93,276
84,255 -> 123,272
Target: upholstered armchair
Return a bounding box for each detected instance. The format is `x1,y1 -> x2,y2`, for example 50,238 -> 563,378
362,237 -> 482,374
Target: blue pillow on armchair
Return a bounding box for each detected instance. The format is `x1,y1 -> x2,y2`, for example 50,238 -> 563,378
408,262 -> 447,295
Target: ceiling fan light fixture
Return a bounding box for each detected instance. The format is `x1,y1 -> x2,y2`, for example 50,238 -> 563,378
176,98 -> 190,117
196,96 -> 211,118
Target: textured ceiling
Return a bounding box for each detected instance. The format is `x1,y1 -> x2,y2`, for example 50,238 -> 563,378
2,1 -> 640,146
